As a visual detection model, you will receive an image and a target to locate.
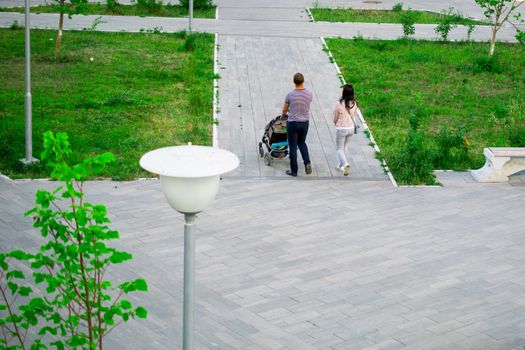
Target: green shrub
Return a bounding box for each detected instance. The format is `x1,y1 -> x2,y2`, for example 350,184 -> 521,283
400,8 -> 416,37
392,2 -> 403,12
0,131 -> 148,349
508,124 -> 525,146
391,129 -> 435,184
472,55 -> 503,73
179,0 -> 213,10
390,114 -> 436,184
106,0 -> 119,11
184,33 -> 197,51
433,125 -> 471,169
467,23 -> 476,41
135,0 -> 162,12
458,55 -> 503,73
9,20 -> 22,30
517,29 -> 525,44
435,7 -> 458,41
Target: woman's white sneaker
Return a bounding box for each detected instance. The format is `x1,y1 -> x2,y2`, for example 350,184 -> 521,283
343,165 -> 350,176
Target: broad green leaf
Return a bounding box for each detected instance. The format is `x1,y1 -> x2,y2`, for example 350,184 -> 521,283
120,300 -> 132,310
38,326 -> 58,336
109,251 -> 133,264
9,250 -> 33,261
7,281 -> 18,294
6,270 -> 25,280
19,286 -> 32,296
135,307 -> 148,319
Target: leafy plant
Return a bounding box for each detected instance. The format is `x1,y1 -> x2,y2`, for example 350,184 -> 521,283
0,131 -> 148,349
517,29 -> 525,44
106,0 -> 119,12
474,0 -> 524,57
52,0 -> 88,61
392,129 -> 435,184
392,2 -> 403,12
400,8 -> 416,37
472,55 -> 503,73
9,20 -> 22,30
433,125 -> 471,169
179,0 -> 213,10
435,7 -> 458,41
467,23 -> 476,41
508,124 -> 525,146
134,0 -> 162,12
390,114 -> 436,185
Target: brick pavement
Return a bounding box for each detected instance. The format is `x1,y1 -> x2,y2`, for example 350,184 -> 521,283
1,175 -> 525,349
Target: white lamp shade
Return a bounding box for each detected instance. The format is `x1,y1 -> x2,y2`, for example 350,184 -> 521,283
160,175 -> 220,213
140,145 -> 239,214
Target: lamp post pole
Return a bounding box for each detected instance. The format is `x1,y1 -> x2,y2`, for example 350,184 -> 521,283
189,0 -> 193,32
24,0 -> 33,163
183,213 -> 196,350
21,0 -> 38,165
139,145 -> 239,350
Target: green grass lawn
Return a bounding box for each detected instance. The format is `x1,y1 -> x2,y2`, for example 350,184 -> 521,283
326,38 -> 525,184
0,3 -> 216,18
0,28 -> 215,180
310,8 -> 485,25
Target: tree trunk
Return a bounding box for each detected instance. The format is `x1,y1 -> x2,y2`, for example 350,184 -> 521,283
489,26 -> 497,58
54,0 -> 65,62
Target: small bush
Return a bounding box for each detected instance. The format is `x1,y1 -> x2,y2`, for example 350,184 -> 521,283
391,129 -> 436,185
472,55 -> 503,73
457,56 -> 503,74
184,33 -> 197,51
179,0 -> 213,10
466,23 -> 476,41
433,125 -> 471,169
392,2 -> 403,12
390,113 -> 436,185
508,124 -> 525,146
106,0 -> 119,11
400,8 -> 416,37
10,20 -> 22,30
369,40 -> 390,51
517,30 -> 525,44
435,7 -> 458,41
135,0 -> 162,12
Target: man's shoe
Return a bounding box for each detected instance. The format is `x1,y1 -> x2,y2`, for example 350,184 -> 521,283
305,163 -> 312,175
285,170 -> 297,177
343,164 -> 350,176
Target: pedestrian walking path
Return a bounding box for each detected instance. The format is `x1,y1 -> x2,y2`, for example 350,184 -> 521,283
1,175 -> 525,350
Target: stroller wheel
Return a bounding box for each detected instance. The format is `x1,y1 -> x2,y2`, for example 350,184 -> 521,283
258,142 -> 264,158
264,153 -> 272,166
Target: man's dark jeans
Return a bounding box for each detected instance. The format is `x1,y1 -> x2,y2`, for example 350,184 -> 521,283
287,121 -> 311,174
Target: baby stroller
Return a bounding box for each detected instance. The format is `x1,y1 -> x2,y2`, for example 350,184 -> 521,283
258,115 -> 289,166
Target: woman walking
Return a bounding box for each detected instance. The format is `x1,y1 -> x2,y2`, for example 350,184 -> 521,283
332,84 -> 361,176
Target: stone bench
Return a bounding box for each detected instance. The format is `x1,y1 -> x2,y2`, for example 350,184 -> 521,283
472,147 -> 525,183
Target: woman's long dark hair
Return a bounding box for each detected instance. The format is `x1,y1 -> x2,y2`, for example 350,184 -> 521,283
340,84 -> 357,113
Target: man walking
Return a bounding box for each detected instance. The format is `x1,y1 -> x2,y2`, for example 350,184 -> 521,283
282,73 -> 313,177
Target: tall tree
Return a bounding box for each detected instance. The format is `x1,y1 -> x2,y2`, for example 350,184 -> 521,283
54,0 -> 88,61
475,0 -> 524,57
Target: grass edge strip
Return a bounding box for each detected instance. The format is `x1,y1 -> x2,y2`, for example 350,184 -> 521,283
319,36 -> 399,188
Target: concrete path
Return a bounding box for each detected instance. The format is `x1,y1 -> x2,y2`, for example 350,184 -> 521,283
0,12 -> 523,42
216,35 -> 385,179
1,175 -> 525,350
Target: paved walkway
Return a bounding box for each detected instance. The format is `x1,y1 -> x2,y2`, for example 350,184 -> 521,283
1,174 -> 525,350
2,0 -> 525,349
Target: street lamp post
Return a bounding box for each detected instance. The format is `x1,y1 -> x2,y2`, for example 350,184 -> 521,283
189,0 -> 193,32
20,0 -> 38,165
140,145 -> 239,350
